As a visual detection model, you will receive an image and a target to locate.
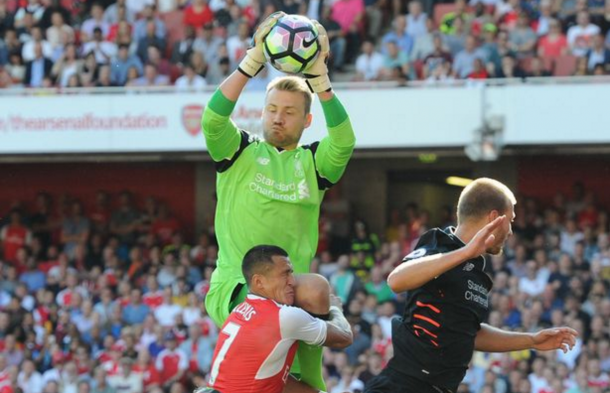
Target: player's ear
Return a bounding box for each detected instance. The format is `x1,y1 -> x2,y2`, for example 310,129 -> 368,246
488,210 -> 500,222
304,113 -> 312,129
251,273 -> 265,292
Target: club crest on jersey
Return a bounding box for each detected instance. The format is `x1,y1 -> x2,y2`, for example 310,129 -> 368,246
463,262 -> 475,272
297,179 -> 310,200
294,160 -> 304,178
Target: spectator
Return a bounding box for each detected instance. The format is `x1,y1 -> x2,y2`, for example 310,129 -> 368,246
380,40 -> 411,80
226,20 -> 249,68
136,21 -> 166,63
422,33 -> 453,78
538,19 -> 569,59
128,63 -> 169,86
320,6 -> 347,72
109,191 -> 140,245
51,43 -> 83,88
14,0 -> 45,28
330,0 -> 365,63
178,324 -> 213,376
155,332 -> 187,391
587,33 -> 610,70
410,18 -> 436,61
60,201 -> 90,259
81,3 -> 110,42
365,0 -> 383,39
440,0 -> 473,35
354,39 -> 384,81
406,0 -> 429,38
170,25 -> 198,66
21,26 -> 53,62
509,13 -> 537,58
104,0 -> 135,25
0,210 -> 32,265
122,288 -> 150,325
467,57 -> 488,78
183,0 -> 213,29
497,54 -> 526,78
453,35 -> 486,78
133,5 -> 166,41
17,359 -> 43,393
175,64 -> 208,91
81,27 -> 117,65
193,23 -> 223,65
381,15 -> 414,56
537,0 -> 555,36
45,11 -> 74,50
108,358 -> 143,393
527,56 -> 552,77
567,11 -> 601,56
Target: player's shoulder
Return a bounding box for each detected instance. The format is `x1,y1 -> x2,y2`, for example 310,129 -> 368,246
403,227 -> 460,261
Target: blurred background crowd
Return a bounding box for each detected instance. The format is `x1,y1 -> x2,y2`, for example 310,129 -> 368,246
1,0 -> 609,89
0,181 -> 609,393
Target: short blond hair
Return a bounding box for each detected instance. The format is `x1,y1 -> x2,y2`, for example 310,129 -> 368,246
266,76 -> 314,115
457,178 -> 516,224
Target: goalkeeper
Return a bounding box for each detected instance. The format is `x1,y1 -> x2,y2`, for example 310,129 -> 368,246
201,11 -> 356,392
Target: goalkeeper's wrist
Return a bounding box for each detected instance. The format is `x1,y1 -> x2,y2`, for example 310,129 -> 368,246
238,54 -> 265,78
304,74 -> 332,93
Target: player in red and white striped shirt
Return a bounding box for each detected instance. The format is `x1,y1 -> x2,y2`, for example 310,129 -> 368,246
203,245 -> 353,393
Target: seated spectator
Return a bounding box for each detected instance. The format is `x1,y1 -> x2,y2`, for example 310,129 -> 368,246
133,5 -> 166,42
21,26 -> 53,62
592,63 -> 607,75
110,44 -> 143,86
14,0 -> 45,28
81,3 -> 109,42
587,33 -> 610,71
5,53 -> 26,85
104,0 -> 135,25
320,6 -> 347,72
183,0 -> 214,29
497,54 -> 526,78
106,5 -> 132,43
330,0 -> 365,63
443,17 -> 468,56
422,33 -> 452,78
50,43 -> 83,87
509,13 -> 537,58
108,358 -> 143,392
440,0 -> 473,35
136,21 -> 166,62
538,19 -> 569,59
193,23 -> 223,66
567,11 -> 601,57
82,27 -> 117,65
495,0 -> 522,31
537,0 -> 555,36
354,39 -> 384,81
205,55 -> 230,85
527,57 -> 552,77
175,63 -> 208,90
24,42 -> 53,87
410,18 -> 436,61
467,57 -> 488,78
406,1 -> 428,38
226,20 -> 250,69
381,15 -> 413,56
45,11 -> 73,50
171,25 -> 198,67
453,35 -> 486,78
380,40 -> 411,80
146,45 -> 171,77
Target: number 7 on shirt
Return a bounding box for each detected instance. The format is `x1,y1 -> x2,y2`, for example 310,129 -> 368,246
208,322 -> 241,385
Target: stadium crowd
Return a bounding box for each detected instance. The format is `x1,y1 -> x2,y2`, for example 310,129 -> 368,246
0,182 -> 609,393
0,0 -> 610,89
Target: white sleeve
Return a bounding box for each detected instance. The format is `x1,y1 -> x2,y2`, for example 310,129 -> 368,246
279,306 -> 327,346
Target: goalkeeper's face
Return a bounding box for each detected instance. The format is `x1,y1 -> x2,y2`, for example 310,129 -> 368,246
263,88 -> 312,150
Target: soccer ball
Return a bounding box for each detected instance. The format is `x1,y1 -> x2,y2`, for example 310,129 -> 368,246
263,14 -> 321,74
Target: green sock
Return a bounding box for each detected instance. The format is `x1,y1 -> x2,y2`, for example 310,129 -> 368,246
293,342 -> 326,391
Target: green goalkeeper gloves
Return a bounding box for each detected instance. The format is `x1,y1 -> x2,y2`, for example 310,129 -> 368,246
303,21 -> 332,93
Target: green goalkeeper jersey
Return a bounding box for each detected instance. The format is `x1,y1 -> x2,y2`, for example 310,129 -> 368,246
202,89 -> 356,284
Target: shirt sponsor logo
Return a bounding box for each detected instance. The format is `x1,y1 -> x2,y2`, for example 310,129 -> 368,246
464,279 -> 489,308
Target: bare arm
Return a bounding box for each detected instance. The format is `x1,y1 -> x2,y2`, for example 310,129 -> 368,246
217,70 -> 249,102
475,323 -> 578,353
387,216 -> 506,292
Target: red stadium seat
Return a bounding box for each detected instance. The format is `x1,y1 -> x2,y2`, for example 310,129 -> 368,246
553,55 -> 577,76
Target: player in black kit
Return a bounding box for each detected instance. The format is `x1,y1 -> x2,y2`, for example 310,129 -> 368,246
364,178 -> 578,393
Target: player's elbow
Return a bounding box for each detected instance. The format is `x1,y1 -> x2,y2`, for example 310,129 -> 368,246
387,270 -> 414,293
330,331 -> 353,349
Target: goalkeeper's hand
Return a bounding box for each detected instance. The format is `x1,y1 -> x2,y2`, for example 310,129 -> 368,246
238,11 -> 286,78
303,20 -> 331,93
